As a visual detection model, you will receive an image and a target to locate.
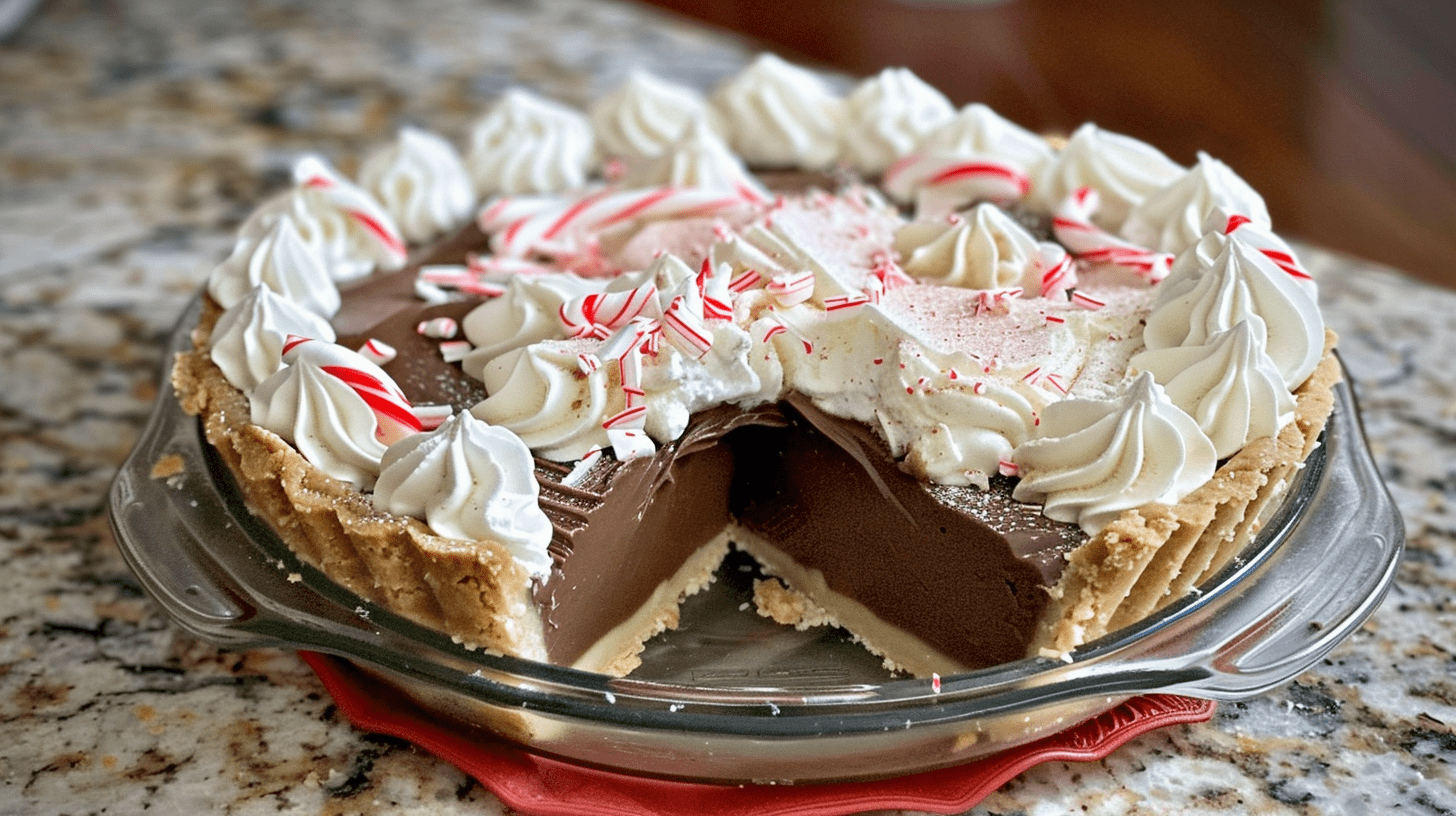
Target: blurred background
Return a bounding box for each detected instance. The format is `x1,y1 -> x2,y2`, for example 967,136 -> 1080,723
637,0 -> 1456,290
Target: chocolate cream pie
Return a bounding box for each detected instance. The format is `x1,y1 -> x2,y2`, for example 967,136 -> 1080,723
173,56 -> 1339,678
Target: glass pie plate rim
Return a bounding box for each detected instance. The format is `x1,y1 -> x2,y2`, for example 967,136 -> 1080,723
108,296 -> 1404,784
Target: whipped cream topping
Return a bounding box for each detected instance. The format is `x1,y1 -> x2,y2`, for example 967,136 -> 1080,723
619,117 -> 769,201
210,285 -> 336,394
459,273 -> 611,376
1120,152 -> 1270,255
360,126 -> 475,243
472,343 -> 620,462
209,56 -> 1327,548
840,67 -> 956,176
882,103 -> 1051,218
920,103 -> 1056,177
710,53 -> 845,170
251,338 -> 420,488
1131,318 -> 1296,458
466,88 -> 597,196
589,69 -> 715,160
208,212 -> 342,318
1144,232 -> 1324,389
230,156 -> 406,283
895,203 -> 1042,290
373,411 -> 554,578
1034,123 -> 1185,230
1012,373 -> 1217,534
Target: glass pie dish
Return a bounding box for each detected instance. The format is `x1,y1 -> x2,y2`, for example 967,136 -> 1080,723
109,296 -> 1404,785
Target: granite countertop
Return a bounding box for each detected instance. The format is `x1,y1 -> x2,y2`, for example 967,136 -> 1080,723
2,1 -> 1452,813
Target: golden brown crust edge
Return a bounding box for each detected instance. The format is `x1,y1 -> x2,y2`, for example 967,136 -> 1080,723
1031,331 -> 1343,658
172,302 -> 544,660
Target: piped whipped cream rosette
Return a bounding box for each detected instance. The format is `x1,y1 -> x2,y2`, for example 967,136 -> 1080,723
589,69 -> 719,161
209,285 -> 337,394
881,104 -> 1053,218
710,52 -> 845,171
360,126 -> 476,244
467,88 -> 598,196
373,411 -> 555,579
249,337 -> 422,488
1011,372 -> 1218,535
1120,151 -> 1271,256
220,155 -> 406,286
176,56 -> 1342,674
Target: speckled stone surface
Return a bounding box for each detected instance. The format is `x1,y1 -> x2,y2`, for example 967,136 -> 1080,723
2,1 -> 1452,814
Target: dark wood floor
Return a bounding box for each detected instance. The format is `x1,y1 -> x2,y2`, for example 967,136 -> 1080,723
639,0 -> 1456,289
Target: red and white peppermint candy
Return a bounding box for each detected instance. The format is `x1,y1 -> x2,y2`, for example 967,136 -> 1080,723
765,270 -> 815,307
662,295 -> 714,358
760,312 -> 814,355
606,427 -> 655,461
1035,242 -> 1077,300
561,445 -> 604,488
558,282 -> 659,340
412,404 -> 454,431
357,338 -> 397,365
1053,187 -> 1173,283
697,258 -> 734,321
883,152 -> 1030,217
486,186 -> 752,259
438,340 -> 473,363
416,316 -> 459,339
974,287 -> 1024,316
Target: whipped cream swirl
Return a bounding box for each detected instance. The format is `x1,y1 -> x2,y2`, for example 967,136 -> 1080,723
1144,234 -> 1324,389
360,126 -> 475,243
710,53 -> 844,170
619,117 -> 768,200
210,285 -> 336,394
895,203 -> 1041,290
1131,319 -> 1295,458
460,272 -> 611,377
589,69 -> 715,160
1034,123 -> 1184,229
373,411 -> 554,578
208,213 -> 342,318
231,156 -> 406,282
251,339 -> 419,488
840,67 -> 955,176
472,344 -> 620,462
876,343 -> 1041,488
467,89 -> 597,196
919,103 -> 1056,178
1012,372 -> 1217,534
1120,152 -> 1270,255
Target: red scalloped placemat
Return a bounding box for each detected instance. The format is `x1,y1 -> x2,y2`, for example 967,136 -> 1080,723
301,651 -> 1214,816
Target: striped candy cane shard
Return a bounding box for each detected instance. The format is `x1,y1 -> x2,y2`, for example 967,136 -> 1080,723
761,312 -> 814,355
766,270 -> 815,307
697,258 -> 734,320
416,317 -> 459,339
974,287 -> 1024,316
487,186 -> 752,259
558,282 -> 659,339
663,295 -> 714,358
561,446 -> 604,488
1071,290 -> 1106,310
358,338 -> 398,365
606,427 -> 656,461
1035,242 -> 1077,300
281,338 -> 421,445
439,340 -> 473,363
412,403 -> 454,431
1053,187 -> 1172,282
